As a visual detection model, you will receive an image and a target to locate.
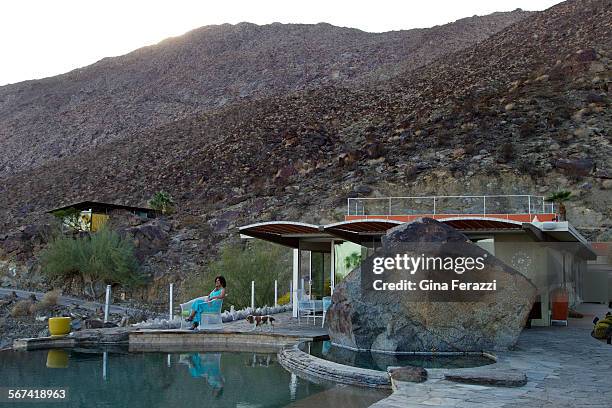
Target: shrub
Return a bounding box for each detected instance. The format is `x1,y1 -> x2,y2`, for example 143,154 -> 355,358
185,240 -> 291,310
39,227 -> 143,293
148,191 -> 175,215
29,290 -> 61,314
42,290 -> 60,306
344,252 -> 362,270
277,292 -> 291,305
10,300 -> 32,317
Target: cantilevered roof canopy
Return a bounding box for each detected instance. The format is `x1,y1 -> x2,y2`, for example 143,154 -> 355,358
238,218 -> 596,259
323,219 -> 402,245
238,221 -> 330,249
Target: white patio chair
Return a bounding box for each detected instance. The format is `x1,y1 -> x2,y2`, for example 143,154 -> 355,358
180,296 -> 223,330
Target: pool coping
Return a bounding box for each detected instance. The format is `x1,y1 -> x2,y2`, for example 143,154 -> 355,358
276,340 -> 529,393
278,343 -> 392,389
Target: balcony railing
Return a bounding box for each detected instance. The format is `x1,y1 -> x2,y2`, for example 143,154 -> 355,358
347,195 -> 555,218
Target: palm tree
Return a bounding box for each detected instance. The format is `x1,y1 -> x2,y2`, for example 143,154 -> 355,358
148,191 -> 175,215
546,190 -> 571,221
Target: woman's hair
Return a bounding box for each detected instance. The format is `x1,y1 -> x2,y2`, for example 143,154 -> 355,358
215,275 -> 227,288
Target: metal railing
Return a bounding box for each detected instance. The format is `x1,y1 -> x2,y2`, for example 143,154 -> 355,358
347,195 -> 555,217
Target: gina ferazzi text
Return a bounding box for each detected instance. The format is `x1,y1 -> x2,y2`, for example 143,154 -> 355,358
372,279 -> 497,291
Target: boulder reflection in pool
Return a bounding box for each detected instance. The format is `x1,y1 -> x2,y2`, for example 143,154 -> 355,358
304,341 -> 495,370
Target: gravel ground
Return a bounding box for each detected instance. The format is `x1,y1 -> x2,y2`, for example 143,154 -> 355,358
0,291 -> 153,350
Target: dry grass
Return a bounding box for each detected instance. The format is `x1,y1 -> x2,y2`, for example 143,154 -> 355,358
42,290 -> 60,306
29,290 -> 61,314
10,300 -> 32,317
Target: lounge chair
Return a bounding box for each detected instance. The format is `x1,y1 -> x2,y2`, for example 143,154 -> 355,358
180,296 -> 223,330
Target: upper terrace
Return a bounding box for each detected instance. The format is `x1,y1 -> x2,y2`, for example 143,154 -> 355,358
346,194 -> 557,223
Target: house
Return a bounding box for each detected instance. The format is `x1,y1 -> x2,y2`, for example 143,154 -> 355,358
239,194 -> 597,327
48,201 -> 157,232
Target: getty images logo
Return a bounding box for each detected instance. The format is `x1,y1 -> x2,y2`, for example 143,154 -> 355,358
372,253 -> 488,275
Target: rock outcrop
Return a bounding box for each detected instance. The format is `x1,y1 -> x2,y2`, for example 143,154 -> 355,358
327,218 -> 537,352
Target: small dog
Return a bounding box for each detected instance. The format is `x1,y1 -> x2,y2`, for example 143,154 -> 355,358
246,314 -> 275,331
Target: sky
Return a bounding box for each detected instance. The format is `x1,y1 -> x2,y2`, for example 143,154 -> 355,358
0,0 -> 563,86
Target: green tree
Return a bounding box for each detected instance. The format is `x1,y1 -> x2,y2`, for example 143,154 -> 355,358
344,251 -> 362,270
148,191 -> 175,215
546,190 -> 572,221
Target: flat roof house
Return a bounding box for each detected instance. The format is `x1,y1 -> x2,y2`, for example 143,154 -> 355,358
48,201 -> 157,232
240,195 -> 596,327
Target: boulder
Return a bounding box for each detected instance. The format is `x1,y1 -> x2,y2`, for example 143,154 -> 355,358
327,218 -> 536,352
554,158 -> 593,176
388,366 -> 427,383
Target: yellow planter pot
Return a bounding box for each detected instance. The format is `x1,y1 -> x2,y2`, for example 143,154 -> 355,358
48,317 -> 71,336
46,349 -> 69,368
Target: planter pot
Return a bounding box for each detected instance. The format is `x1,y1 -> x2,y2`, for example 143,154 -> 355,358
551,289 -> 569,322
48,317 -> 71,336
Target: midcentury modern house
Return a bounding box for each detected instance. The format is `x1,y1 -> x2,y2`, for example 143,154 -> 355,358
239,195 -> 597,327
48,201 -> 157,232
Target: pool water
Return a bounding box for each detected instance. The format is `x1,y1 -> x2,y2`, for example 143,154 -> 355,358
303,341 -> 495,371
0,348 -> 386,408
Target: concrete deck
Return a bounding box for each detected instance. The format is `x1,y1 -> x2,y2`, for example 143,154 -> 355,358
371,303 -> 612,408
130,312 -> 328,351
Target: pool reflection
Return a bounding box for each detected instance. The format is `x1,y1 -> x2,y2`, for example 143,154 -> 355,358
0,348 -> 336,407
179,353 -> 225,397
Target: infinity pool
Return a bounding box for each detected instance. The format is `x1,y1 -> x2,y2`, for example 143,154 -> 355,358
303,341 -> 495,371
0,348 -> 387,407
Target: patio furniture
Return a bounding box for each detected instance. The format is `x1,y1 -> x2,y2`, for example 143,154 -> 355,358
321,296 -> 332,328
180,296 -> 223,330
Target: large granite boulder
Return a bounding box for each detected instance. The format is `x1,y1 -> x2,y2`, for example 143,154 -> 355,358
327,218 -> 536,352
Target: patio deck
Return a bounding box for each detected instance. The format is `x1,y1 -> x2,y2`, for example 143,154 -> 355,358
129,312 -> 328,352
371,302 -> 612,408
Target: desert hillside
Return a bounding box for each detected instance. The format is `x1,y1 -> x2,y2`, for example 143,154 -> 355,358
0,11 -> 532,176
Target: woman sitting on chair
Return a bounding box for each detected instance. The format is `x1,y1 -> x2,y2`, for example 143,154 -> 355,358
186,275 -> 227,330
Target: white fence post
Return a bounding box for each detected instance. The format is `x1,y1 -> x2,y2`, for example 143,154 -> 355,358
274,280 -> 278,307
169,283 -> 174,321
104,285 -> 111,323
251,280 -> 255,309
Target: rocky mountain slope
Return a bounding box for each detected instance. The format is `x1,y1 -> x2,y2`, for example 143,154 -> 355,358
0,0 -> 610,298
0,11 -> 532,177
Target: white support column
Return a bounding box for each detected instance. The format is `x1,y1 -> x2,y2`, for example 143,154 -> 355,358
330,240 -> 335,295
308,251 -> 312,297
292,248 -> 300,318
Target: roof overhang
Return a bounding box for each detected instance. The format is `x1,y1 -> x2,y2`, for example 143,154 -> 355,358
238,221 -> 331,249
47,200 -> 155,214
238,218 -> 597,259
323,219 -> 403,246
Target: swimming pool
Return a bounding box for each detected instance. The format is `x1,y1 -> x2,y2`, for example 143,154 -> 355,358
302,341 -> 495,371
0,348 -> 386,407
